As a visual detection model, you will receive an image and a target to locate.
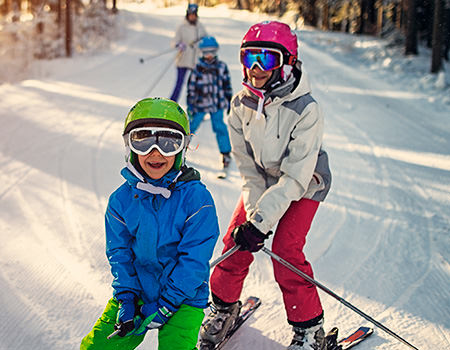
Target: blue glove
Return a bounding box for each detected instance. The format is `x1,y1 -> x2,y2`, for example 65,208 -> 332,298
232,221 -> 270,252
135,297 -> 179,335
114,292 -> 139,337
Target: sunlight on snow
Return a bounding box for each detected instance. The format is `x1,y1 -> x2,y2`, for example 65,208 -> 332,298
22,80 -> 134,108
322,84 -> 427,100
327,140 -> 450,171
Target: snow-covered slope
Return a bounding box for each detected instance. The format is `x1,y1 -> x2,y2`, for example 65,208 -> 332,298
0,2 -> 448,350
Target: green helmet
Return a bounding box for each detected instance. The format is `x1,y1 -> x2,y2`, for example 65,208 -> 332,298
124,97 -> 190,136
123,97 -> 190,171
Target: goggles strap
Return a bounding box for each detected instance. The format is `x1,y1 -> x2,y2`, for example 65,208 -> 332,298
286,55 -> 297,65
137,182 -> 172,199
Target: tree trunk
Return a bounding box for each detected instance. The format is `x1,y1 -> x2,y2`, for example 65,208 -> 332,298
11,0 -> 20,21
366,0 -> 377,33
310,0 -> 318,26
57,0 -> 63,26
431,0 -> 444,72
405,0 -> 418,55
301,0 -> 317,27
395,0 -> 403,29
357,0 -> 366,34
358,0 -> 377,34
65,0 -> 72,57
376,1 -> 383,36
322,1 -> 329,30
444,2 -> 450,60
1,0 -> 8,16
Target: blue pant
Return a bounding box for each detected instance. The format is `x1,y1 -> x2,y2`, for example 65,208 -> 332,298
170,67 -> 189,102
190,109 -> 231,154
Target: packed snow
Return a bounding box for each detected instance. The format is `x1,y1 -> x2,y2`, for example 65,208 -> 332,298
0,2 -> 449,350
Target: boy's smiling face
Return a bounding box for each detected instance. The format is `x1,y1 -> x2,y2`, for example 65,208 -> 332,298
138,149 -> 175,180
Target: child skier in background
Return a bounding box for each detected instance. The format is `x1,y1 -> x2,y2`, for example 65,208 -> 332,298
199,21 -> 332,350
186,36 -> 233,173
80,98 -> 220,350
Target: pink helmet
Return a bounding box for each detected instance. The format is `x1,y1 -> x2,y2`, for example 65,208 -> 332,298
241,21 -> 298,64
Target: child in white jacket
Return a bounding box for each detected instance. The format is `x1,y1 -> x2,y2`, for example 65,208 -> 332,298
200,21 -> 332,350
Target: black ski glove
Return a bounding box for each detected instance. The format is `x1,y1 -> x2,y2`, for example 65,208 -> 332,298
231,221 -> 270,252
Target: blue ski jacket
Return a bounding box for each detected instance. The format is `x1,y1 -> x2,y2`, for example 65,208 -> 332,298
105,165 -> 220,309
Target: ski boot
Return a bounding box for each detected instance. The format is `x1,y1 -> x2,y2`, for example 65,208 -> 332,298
287,318 -> 326,350
222,153 -> 231,169
218,153 -> 231,179
200,299 -> 241,345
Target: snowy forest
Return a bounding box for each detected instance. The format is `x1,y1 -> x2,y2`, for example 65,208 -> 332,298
1,0 -> 450,82
0,0 -> 449,350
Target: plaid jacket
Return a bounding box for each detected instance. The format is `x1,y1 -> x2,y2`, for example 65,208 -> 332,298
187,57 -> 232,114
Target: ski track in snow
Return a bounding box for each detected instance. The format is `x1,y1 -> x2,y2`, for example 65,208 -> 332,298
0,3 -> 449,350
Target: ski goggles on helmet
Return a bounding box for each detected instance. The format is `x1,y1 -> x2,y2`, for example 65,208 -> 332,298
128,127 -> 185,157
240,47 -> 284,71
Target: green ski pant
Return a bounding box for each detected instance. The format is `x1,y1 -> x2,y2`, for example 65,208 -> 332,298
80,298 -> 204,350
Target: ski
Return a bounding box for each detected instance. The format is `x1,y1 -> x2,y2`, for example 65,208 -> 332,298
217,166 -> 229,179
217,170 -> 228,179
199,296 -> 261,350
325,326 -> 374,350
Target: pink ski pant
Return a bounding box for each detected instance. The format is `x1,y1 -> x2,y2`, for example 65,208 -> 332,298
210,195 -> 323,323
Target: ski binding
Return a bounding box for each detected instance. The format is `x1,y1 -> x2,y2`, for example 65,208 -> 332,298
199,296 -> 261,350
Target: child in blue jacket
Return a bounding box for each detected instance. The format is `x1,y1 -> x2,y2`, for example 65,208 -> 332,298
187,36 -> 233,171
80,98 -> 220,350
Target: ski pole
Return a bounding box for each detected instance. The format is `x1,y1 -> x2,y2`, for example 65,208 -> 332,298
210,245 -> 240,269
106,329 -> 120,339
139,47 -> 176,64
261,247 -> 419,350
139,36 -> 203,64
142,55 -> 176,97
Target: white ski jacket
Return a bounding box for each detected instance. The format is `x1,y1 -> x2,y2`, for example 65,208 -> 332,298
228,68 -> 331,234
173,19 -> 207,69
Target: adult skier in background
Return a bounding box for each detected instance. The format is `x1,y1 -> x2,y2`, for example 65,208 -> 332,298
200,21 -> 332,350
187,36 -> 233,173
170,3 -> 207,102
80,98 -> 220,350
